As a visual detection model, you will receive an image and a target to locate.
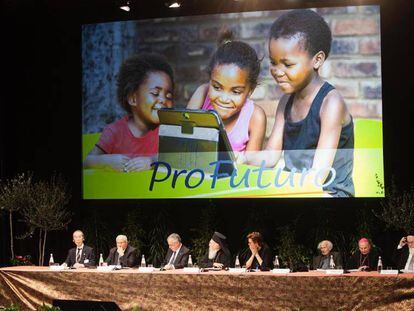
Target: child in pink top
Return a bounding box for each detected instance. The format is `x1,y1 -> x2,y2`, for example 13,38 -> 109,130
84,53 -> 174,172
201,96 -> 255,152
187,31 -> 266,154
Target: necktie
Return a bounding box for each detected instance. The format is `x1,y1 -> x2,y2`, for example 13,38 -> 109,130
169,252 -> 176,265
116,253 -> 121,266
76,248 -> 82,263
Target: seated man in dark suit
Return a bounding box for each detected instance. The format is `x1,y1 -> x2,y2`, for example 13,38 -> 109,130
199,232 -> 231,269
347,238 -> 381,271
63,230 -> 95,268
105,235 -> 138,267
162,233 -> 190,270
312,240 -> 342,269
393,234 -> 414,270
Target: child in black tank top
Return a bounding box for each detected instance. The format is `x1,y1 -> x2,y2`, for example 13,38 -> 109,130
264,9 -> 354,197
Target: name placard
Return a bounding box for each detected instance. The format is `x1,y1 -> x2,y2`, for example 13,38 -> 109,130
325,269 -> 344,275
228,268 -> 246,273
380,270 -> 399,275
97,265 -> 116,271
271,268 -> 291,274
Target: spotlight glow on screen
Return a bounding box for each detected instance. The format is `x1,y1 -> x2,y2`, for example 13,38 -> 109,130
82,5 -> 383,199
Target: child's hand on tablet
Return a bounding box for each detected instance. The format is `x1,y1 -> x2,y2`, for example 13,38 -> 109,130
123,157 -> 153,172
105,154 -> 130,172
235,151 -> 247,165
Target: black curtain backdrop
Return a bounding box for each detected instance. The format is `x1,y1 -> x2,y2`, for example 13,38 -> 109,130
1,0 -> 413,266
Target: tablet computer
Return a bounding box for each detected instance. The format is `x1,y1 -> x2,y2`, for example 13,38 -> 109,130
157,108 -> 236,176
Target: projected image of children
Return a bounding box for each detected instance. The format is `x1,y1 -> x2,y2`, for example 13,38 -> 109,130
83,53 -> 174,172
187,30 -> 266,156
245,9 -> 355,197
81,5 -> 383,199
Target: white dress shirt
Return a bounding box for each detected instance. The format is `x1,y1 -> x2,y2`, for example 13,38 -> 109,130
169,244 -> 182,267
397,245 -> 414,270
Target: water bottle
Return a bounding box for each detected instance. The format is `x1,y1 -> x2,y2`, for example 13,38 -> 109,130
329,255 -> 335,269
273,255 -> 280,269
188,255 -> 193,268
234,255 -> 241,269
377,256 -> 383,273
99,253 -> 104,266
140,254 -> 146,267
49,254 -> 54,266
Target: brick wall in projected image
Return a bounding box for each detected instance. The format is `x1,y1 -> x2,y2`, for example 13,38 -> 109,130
82,5 -> 382,139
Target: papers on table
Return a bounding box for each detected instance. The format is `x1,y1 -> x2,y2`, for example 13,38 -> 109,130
200,267 -> 222,272
228,268 -> 246,273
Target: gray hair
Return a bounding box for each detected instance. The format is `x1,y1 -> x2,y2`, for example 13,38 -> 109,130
167,233 -> 181,243
116,235 -> 128,242
317,240 -> 333,251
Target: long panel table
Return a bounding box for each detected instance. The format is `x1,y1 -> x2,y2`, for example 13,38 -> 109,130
1,266 -> 414,310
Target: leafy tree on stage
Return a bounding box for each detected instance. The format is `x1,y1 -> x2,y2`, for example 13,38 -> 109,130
147,207 -> 170,267
83,208 -> 117,258
275,224 -> 312,271
0,173 -> 32,260
21,174 -> 72,266
121,207 -> 146,258
375,179 -> 414,234
190,200 -> 218,264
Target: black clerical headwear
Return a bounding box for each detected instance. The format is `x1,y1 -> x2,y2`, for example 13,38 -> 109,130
212,232 -> 226,245
211,232 -> 230,256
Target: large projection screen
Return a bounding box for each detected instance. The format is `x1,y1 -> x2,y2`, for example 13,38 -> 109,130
82,5 -> 383,199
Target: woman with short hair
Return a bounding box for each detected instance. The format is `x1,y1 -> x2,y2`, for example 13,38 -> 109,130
244,232 -> 273,271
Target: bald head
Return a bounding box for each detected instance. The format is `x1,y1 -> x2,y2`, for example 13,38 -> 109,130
358,239 -> 371,255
